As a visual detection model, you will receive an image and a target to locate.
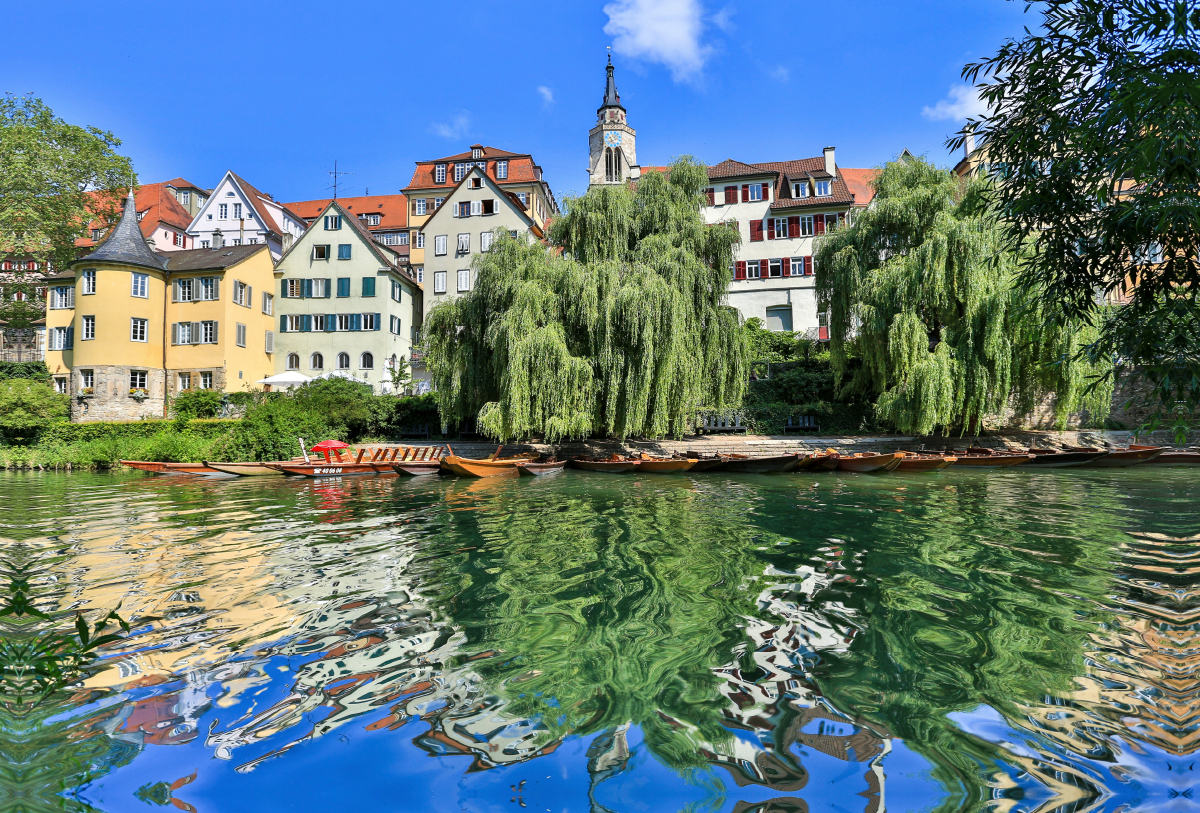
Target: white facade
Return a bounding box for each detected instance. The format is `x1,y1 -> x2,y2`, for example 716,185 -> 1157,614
187,171 -> 306,260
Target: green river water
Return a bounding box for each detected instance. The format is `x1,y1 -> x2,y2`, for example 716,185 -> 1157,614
2,467 -> 1197,812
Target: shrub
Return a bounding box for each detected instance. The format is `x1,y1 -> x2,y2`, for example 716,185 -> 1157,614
212,398 -> 342,462
171,388 -> 224,419
0,361 -> 51,383
0,380 -> 69,444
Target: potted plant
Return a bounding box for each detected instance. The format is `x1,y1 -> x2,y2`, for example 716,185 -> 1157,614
76,387 -> 94,397
129,388 -> 149,402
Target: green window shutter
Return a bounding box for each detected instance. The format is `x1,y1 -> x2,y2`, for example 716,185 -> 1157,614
302,315 -> 312,332
324,279 -> 332,298
350,313 -> 361,331
280,279 -> 287,297
303,279 -> 313,298
374,312 -> 381,331
280,315 -> 287,333
362,277 -> 376,297
325,314 -> 335,332
337,278 -> 350,297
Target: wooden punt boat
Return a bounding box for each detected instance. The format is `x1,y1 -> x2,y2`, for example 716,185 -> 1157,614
203,461 -> 297,476
981,448 -> 1109,468
391,461 -> 442,476
927,449 -> 1033,468
807,451 -> 840,470
517,460 -> 567,476
893,454 -> 955,473
267,460 -> 380,477
441,457 -> 521,478
571,457 -> 642,473
836,452 -> 902,473
636,455 -> 697,473
685,456 -> 727,472
367,445 -> 446,473
1070,445 -> 1164,467
1137,448 -> 1200,466
718,453 -> 800,474
120,460 -> 221,474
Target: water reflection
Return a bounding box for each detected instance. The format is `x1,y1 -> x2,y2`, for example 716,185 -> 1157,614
2,469 -> 1196,812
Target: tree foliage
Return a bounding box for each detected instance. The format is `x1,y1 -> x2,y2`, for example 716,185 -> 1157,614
423,157 -> 748,441
815,157 -> 1111,434
0,380 -> 69,444
957,0 -> 1200,435
0,95 -> 134,329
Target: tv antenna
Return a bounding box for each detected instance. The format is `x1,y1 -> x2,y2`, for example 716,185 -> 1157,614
328,160 -> 353,199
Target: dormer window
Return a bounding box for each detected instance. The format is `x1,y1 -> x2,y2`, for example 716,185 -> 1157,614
454,164 -> 467,182
816,180 -> 831,197
472,147 -> 483,159
793,182 -> 810,199
496,161 -> 508,179
435,164 -> 446,184
367,214 -> 381,226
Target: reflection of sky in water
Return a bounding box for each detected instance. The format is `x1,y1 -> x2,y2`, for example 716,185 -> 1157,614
17,469 -> 1199,812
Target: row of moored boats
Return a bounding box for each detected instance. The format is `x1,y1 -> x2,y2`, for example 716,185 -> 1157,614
119,441 -> 1199,478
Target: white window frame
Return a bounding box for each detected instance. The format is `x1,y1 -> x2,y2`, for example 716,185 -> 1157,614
415,199 -> 427,216
454,163 -> 467,182
131,273 -> 148,298
236,322 -> 247,347
81,369 -> 94,389
311,352 -> 324,370
130,317 -> 148,342
768,259 -> 782,278
480,231 -> 493,252
312,278 -> 328,298
794,182 -> 809,199
496,161 -> 508,179
747,185 -> 763,202
82,315 -> 95,340
200,320 -> 217,344
49,326 -> 70,350
434,235 -> 448,256
177,277 -> 194,302
337,314 -> 352,331
457,233 -> 470,253
337,352 -> 350,370
200,371 -> 213,389
362,313 -> 377,331
130,370 -> 148,390
50,286 -> 74,309
457,269 -> 471,292
233,203 -> 242,219
435,164 -> 447,184
799,215 -> 815,237
816,180 -> 831,197
219,203 -> 228,219
773,218 -> 789,239
313,244 -> 330,261
415,233 -> 424,249
746,260 -> 761,279
81,269 -> 96,295
433,271 -> 447,294
263,292 -> 273,314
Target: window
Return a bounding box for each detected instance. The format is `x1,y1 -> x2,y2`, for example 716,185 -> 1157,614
176,278 -> 194,302
496,160 -> 508,179
366,214 -> 381,226
337,277 -> 351,297
312,278 -> 328,298
49,326 -> 72,350
360,352 -> 374,369
181,191 -> 190,205
236,323 -> 246,347
391,280 -> 403,302
482,199 -> 495,215
361,313 -> 378,330
390,315 -> 401,334
311,352 -> 324,370
131,274 -> 148,298
764,305 -> 793,331
337,314 -> 352,331
130,370 -> 147,390
285,315 -> 305,332
469,178 -> 482,190
81,369 -> 94,390
285,279 -> 303,298
798,215 -> 815,236
434,235 -> 447,255
518,193 -> 528,206
175,321 -> 193,344
417,268 -> 424,283
379,232 -> 397,245
434,271 -> 447,293
231,238 -> 242,246
130,318 -> 148,342
769,259 -> 782,278
52,377 -> 67,394
324,215 -> 342,230
457,269 -> 471,292
746,260 -> 761,279
200,371 -> 213,389
199,277 -> 218,300
457,233 -> 470,253
773,218 -> 789,239
219,203 -> 228,219
312,314 -> 326,331
816,180 -> 831,197
457,201 -> 469,218
265,330 -> 274,353
480,231 -> 493,252
397,232 -> 409,245
50,286 -> 74,309
337,352 -> 350,370
81,269 -> 96,294
233,203 -> 242,219
338,244 -> 352,260
233,280 -> 249,305
286,353 -> 300,370
82,315 -> 95,340
173,231 -> 184,247
747,185 -> 763,202
793,182 -> 809,199
415,233 -> 424,249
91,228 -> 102,241
362,277 -> 376,297
262,292 -> 273,314
200,321 -> 218,343
435,164 -> 447,184
434,197 -> 444,210
201,240 -> 210,248
178,372 -> 191,390
313,244 -> 330,260
454,163 -> 467,182
414,199 -> 427,216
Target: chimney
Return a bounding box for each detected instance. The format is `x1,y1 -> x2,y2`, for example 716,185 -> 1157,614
964,125 -> 977,159
823,146 -> 836,177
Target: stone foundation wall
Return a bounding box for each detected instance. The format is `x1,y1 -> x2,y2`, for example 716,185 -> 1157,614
71,366 -> 168,422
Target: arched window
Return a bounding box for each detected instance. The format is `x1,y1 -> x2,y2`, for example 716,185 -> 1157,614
286,353 -> 299,370
337,352 -> 350,370
605,148 -> 613,182
310,352 -> 324,370
614,148 -> 622,180
360,352 -> 373,369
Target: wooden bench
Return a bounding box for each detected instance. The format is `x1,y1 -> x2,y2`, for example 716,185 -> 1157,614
784,415 -> 821,434
397,424 -> 431,439
700,415 -> 748,434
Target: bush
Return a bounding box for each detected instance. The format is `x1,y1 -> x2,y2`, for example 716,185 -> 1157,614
0,380 -> 69,444
741,356 -> 878,435
211,398 -> 342,462
171,388 -> 224,419
0,361 -> 51,383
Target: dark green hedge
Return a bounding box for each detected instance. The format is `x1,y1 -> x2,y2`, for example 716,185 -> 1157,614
37,418 -> 238,445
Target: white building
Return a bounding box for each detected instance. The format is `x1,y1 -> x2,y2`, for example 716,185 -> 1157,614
186,171 -> 307,259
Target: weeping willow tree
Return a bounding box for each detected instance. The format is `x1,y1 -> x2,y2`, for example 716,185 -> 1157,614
423,157 -> 748,441
815,157 -> 1112,435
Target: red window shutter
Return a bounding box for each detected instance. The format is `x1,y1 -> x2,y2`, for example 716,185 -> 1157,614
705,188 -> 715,205
735,261 -> 746,280
762,183 -> 770,201
741,184 -> 750,203
839,212 -> 846,225
789,215 -> 800,235
749,221 -> 763,242
806,256 -> 814,275
781,257 -> 790,277
767,218 -> 775,240
725,185 -> 737,204
815,214 -> 826,235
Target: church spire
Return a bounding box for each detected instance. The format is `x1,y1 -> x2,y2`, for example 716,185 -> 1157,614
81,188 -> 166,270
602,54 -> 623,110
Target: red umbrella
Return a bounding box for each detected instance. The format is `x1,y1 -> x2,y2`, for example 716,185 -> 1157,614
310,439 -> 350,463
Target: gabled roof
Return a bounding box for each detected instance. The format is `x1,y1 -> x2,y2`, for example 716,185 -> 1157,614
163,177 -> 208,192
79,191 -> 168,271
403,148 -> 544,192
75,181 -> 195,249
707,159 -> 770,180
226,171 -> 286,235
275,200 -> 417,283
164,244 -> 269,272
283,194 -> 408,231
839,168 -> 879,207
417,165 -> 541,238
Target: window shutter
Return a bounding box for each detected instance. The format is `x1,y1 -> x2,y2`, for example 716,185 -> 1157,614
749,221 -> 763,242
172,322 -> 179,344
781,257 -> 790,277
192,322 -> 202,343
280,315 -> 287,333
705,188 -> 715,206
247,285 -> 252,304
324,279 -> 332,298
815,215 -> 825,235
67,287 -> 74,308
172,281 -> 179,302
211,322 -> 218,344
789,215 -> 800,236
762,183 -> 771,201
735,261 -> 746,280
724,185 -> 737,205
351,313 -> 361,331
767,219 -> 775,240
806,256 -> 813,275
303,279 -> 313,298
213,279 -> 220,300
302,314 -> 312,332
741,184 -> 749,203
326,314 -> 336,332
281,279 -> 287,297
66,327 -> 74,349
374,312 -> 381,331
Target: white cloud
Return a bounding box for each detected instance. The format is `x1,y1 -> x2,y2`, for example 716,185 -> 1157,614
430,111 -> 471,139
537,86 -> 554,105
711,4 -> 735,32
922,85 -> 988,121
603,0 -> 712,81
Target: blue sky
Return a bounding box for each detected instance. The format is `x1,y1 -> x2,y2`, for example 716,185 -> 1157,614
4,0 -> 1032,204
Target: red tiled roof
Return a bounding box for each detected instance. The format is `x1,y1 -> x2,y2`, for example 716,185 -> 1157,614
706,159 -> 766,179
283,194 -> 408,231
839,168 -> 879,207
404,148 -> 541,192
74,181 -> 195,248
228,171 -> 286,235
702,155 -> 860,209
162,177 -> 207,192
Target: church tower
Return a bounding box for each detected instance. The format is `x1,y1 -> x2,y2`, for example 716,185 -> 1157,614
588,56 -> 640,186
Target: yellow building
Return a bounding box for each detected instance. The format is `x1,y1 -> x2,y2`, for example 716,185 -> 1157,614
44,191 -> 281,421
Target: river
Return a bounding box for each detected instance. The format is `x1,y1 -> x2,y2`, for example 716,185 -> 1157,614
4,467 -> 1197,813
